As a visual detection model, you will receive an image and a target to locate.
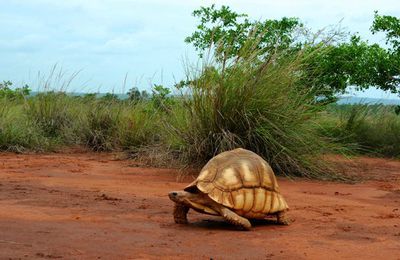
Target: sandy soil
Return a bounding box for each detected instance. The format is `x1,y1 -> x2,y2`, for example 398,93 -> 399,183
0,152 -> 399,260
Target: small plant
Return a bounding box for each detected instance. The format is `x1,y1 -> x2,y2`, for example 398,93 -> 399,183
151,84 -> 173,111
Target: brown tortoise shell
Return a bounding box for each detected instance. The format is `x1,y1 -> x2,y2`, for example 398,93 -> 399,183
185,148 -> 289,219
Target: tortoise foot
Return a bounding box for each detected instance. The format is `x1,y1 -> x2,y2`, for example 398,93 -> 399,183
173,203 -> 189,224
221,208 -> 251,230
276,211 -> 292,225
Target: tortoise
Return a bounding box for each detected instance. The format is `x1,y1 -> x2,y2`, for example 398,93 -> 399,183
168,148 -> 291,230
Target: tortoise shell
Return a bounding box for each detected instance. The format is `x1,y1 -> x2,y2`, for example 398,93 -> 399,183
185,148 -> 288,218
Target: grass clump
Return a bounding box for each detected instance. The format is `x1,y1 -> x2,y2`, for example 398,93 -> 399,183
320,104 -> 400,157
167,44 -> 343,179
118,102 -> 162,149
0,100 -> 51,152
24,92 -> 74,139
82,101 -> 121,151
80,99 -> 163,152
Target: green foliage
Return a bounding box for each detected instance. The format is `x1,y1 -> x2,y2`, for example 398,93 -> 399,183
0,81 -> 31,101
371,11 -> 400,51
127,87 -> 141,102
151,84 -> 173,110
185,4 -> 301,62
0,81 -> 12,89
307,35 -> 400,94
127,87 -> 150,103
74,99 -> 162,151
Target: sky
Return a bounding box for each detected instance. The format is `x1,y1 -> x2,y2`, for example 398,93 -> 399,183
1,0 -> 400,99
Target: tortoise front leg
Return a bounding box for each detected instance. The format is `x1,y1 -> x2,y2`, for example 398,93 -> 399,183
276,210 -> 291,225
220,207 -> 251,230
173,203 -> 189,224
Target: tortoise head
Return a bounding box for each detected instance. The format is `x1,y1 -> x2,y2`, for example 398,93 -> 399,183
168,190 -> 195,204
168,190 -> 219,215
169,184 -> 201,204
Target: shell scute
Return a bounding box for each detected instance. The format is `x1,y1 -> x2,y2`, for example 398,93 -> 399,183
252,188 -> 266,212
222,191 -> 234,208
238,160 -> 260,188
214,167 -> 242,191
208,188 -> 224,205
231,190 -> 245,210
242,188 -> 254,212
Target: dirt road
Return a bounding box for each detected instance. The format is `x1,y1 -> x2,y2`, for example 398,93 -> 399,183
0,152 -> 399,259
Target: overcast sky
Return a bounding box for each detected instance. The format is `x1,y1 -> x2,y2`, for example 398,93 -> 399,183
1,0 -> 400,98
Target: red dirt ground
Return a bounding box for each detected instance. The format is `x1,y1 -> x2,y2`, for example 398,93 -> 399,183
0,152 -> 399,259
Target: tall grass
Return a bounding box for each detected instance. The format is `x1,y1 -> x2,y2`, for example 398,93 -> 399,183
118,102 -> 162,149
167,44 -> 344,179
319,104 -> 400,157
80,100 -> 160,151
0,99 -> 51,152
82,101 -> 122,151
25,92 -> 74,138
1,88 -> 161,152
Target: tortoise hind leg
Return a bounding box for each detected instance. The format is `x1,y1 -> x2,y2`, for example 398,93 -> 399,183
220,207 -> 251,230
276,210 -> 291,225
173,203 -> 189,224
